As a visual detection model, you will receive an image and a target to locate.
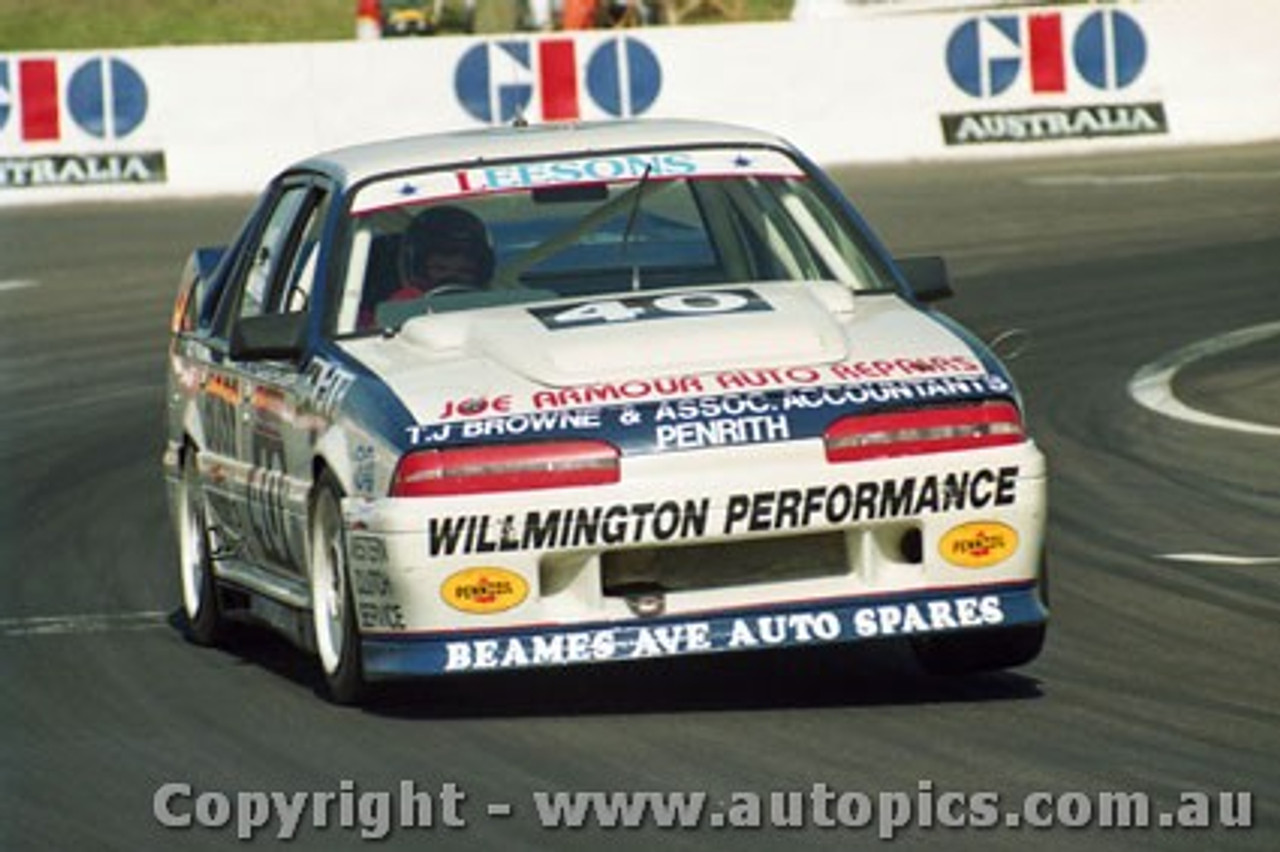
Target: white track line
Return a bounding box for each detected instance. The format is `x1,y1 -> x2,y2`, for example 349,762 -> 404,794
1027,169 -> 1280,187
1128,321 -> 1280,437
1134,324 -> 1280,569
1,610 -> 170,637
0,279 -> 38,293
1157,553 -> 1280,567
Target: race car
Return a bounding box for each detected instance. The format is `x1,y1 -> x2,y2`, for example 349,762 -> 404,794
163,119 -> 1048,704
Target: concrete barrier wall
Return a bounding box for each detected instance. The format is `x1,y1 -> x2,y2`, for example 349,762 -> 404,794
2,0 -> 1277,205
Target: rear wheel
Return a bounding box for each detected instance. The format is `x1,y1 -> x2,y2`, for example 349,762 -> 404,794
177,449 -> 225,645
912,623 -> 1046,675
309,474 -> 365,704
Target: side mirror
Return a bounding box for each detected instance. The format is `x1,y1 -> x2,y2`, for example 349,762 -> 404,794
230,313 -> 305,361
895,255 -> 954,303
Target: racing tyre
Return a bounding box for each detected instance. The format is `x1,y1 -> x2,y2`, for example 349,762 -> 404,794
178,450 -> 225,646
912,623 -> 1046,676
309,474 -> 365,705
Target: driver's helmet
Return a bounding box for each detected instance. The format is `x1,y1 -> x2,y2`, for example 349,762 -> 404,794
399,205 -> 495,291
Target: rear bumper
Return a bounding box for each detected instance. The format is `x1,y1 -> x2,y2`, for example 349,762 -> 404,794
361,579 -> 1046,678
346,441 -> 1046,627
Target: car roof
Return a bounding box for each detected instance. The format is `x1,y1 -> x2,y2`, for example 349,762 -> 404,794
293,119 -> 796,186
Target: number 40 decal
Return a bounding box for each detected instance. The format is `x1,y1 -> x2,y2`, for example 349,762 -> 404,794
530,288 -> 771,329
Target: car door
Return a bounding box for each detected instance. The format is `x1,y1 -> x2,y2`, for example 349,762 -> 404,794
220,177 -> 332,578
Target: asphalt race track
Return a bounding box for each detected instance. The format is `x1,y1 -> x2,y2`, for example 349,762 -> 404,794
3,143 -> 1278,851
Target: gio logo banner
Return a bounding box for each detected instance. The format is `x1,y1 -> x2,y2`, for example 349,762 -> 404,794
939,10 -> 1168,146
0,54 -> 165,189
946,10 -> 1147,98
455,36 -> 661,124
0,56 -> 148,142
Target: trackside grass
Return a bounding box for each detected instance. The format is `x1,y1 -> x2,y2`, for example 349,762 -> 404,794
0,0 -> 795,51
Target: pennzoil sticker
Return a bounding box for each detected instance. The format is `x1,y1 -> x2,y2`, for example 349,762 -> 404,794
939,521 -> 1019,568
441,567 -> 530,614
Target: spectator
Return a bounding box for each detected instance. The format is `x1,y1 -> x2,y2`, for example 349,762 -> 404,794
562,0 -> 599,28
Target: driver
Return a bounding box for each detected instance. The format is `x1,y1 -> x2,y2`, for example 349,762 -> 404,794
397,205 -> 494,296
360,205 -> 495,328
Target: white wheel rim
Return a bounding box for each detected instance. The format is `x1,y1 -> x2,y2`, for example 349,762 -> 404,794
179,462 -> 207,621
311,493 -> 347,675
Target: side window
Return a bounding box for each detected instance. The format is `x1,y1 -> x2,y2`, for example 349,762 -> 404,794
280,193 -> 329,314
237,185 -> 311,321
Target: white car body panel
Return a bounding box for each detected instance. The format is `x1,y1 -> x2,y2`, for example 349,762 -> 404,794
335,284 -> 1044,677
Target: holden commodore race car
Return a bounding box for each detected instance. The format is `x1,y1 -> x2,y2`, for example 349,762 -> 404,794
163,119 -> 1047,704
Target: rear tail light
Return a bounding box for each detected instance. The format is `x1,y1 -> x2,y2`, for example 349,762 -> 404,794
391,440 -> 620,496
824,401 -> 1024,463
